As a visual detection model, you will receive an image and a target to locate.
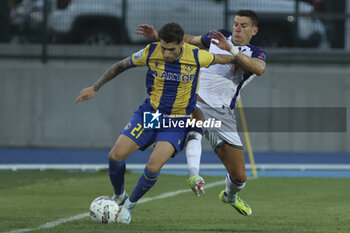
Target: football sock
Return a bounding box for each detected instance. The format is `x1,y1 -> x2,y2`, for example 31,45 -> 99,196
185,131 -> 202,177
225,173 -> 246,203
108,159 -> 126,196
129,167 -> 159,203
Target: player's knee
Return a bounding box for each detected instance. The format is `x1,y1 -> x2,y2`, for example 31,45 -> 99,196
145,164 -> 161,174
192,107 -> 205,122
237,174 -> 247,183
186,131 -> 202,142
108,149 -> 126,162
228,170 -> 247,183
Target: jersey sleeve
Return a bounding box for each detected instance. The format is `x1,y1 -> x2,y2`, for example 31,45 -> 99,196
197,49 -> 215,68
251,47 -> 267,62
200,32 -> 212,49
130,44 -> 151,67
200,29 -> 232,49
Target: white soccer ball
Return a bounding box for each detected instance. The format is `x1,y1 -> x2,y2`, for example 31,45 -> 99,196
89,196 -> 120,224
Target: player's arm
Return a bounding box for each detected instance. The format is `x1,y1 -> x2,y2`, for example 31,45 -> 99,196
235,54 -> 266,76
183,34 -> 205,49
210,31 -> 266,76
92,57 -> 133,91
136,24 -> 205,49
136,24 -> 158,41
74,57 -> 133,104
211,54 -> 235,65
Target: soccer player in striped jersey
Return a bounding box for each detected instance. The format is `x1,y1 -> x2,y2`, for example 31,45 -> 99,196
75,22 -> 238,223
137,10 -> 267,216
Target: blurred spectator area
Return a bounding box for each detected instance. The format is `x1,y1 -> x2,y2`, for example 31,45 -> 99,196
304,0 -> 346,48
1,0 -> 350,63
0,0 -> 21,42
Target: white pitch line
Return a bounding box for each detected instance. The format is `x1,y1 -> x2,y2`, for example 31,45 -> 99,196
2,180 -> 225,233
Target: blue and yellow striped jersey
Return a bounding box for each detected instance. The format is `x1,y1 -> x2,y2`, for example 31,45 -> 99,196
130,42 -> 215,116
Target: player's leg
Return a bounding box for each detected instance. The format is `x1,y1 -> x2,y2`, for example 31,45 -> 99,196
201,103 -> 252,215
215,143 -> 247,202
108,134 -> 139,205
130,141 -> 175,201
217,143 -> 247,186
186,132 -> 202,178
213,140 -> 251,216
185,107 -> 205,196
186,107 -> 204,178
216,143 -> 251,216
117,126 -> 186,223
109,134 -> 140,161
117,141 -> 175,223
109,101 -> 156,205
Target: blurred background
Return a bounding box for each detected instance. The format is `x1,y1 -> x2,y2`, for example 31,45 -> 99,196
1,0 -> 350,59
0,0 -> 349,168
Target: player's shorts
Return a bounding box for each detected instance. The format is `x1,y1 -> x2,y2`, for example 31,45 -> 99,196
196,101 -> 243,152
121,98 -> 187,152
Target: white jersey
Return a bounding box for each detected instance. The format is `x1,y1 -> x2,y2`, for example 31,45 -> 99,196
198,29 -> 266,109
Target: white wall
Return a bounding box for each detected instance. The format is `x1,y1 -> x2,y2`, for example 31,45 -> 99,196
0,60 -> 349,152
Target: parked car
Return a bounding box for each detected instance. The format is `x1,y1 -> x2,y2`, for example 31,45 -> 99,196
9,0 -> 44,43
9,0 -> 329,48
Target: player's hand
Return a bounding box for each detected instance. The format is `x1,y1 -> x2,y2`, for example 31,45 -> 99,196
209,30 -> 232,52
74,87 -> 96,104
188,175 -> 205,197
136,24 -> 158,41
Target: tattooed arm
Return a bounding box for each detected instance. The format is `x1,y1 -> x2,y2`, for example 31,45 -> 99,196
74,57 -> 133,104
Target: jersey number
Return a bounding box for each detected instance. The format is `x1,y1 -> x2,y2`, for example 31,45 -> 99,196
130,123 -> 144,139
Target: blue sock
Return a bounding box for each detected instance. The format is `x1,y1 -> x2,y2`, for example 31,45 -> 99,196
108,160 -> 126,196
129,167 -> 159,203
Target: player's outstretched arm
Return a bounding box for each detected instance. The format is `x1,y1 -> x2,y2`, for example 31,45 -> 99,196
210,30 -> 266,75
206,31 -> 235,65
136,24 -> 205,49
209,30 -> 232,52
184,34 -> 204,48
212,54 -> 235,65
136,24 -> 158,41
74,86 -> 96,104
74,57 -> 133,104
235,52 -> 266,76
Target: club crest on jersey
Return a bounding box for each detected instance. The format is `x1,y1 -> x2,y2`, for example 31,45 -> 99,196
185,64 -> 193,72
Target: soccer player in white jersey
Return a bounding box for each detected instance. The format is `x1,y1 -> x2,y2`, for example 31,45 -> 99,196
137,10 -> 266,216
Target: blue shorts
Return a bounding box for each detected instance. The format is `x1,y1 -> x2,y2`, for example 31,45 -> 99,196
121,99 -> 188,152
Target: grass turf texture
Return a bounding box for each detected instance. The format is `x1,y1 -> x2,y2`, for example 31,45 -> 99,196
0,170 -> 349,233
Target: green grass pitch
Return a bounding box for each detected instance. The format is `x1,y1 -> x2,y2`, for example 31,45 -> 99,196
0,170 -> 349,233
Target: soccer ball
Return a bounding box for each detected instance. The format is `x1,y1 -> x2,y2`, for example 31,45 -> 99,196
89,196 -> 120,224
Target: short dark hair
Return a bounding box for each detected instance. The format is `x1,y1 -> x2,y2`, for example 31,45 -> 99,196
236,10 -> 259,27
158,22 -> 184,44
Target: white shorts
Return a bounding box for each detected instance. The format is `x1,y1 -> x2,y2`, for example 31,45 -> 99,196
196,101 -> 243,152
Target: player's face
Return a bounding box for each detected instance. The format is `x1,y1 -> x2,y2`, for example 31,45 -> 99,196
160,39 -> 184,63
232,16 -> 258,45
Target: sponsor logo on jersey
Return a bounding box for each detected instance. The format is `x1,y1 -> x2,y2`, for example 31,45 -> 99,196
160,71 -> 195,82
134,49 -> 143,59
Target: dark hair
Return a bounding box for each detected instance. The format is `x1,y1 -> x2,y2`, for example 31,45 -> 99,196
236,10 -> 259,27
158,22 -> 184,44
